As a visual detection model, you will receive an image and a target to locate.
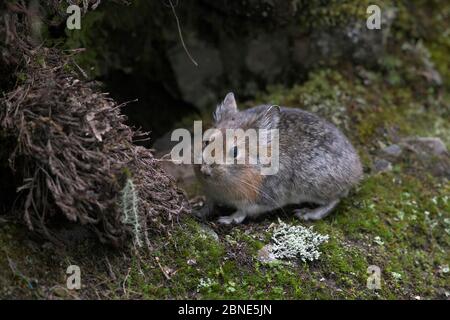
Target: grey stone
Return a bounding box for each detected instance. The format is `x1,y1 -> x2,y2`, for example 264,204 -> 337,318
152,131 -> 197,192
400,137 -> 450,178
401,137 -> 448,156
199,224 -> 219,242
162,2 -> 397,111
373,158 -> 393,173
402,42 -> 443,86
257,244 -> 278,263
168,38 -> 223,108
245,34 -> 288,81
297,7 -> 396,69
52,286 -> 69,297
382,144 -> 402,158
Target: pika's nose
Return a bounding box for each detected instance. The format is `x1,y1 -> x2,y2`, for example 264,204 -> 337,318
200,165 -> 212,176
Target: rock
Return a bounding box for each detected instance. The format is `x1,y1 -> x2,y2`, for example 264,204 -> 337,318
187,259 -> 197,266
168,39 -> 223,108
158,161 -> 196,190
199,224 -> 219,242
152,131 -> 197,192
256,244 -> 278,263
401,137 -> 448,156
381,144 -> 402,158
245,34 -> 288,82
347,7 -> 397,63
161,1 -> 396,110
296,7 -> 397,68
373,158 -> 393,173
375,137 -> 449,178
400,137 -> 450,178
52,286 -> 69,298
401,42 -> 443,86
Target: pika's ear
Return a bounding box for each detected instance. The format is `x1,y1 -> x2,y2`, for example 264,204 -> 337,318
255,105 -> 281,129
214,92 -> 238,122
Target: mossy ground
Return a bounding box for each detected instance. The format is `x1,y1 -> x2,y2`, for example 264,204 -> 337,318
1,63 -> 449,299
1,1 -> 449,300
122,66 -> 449,300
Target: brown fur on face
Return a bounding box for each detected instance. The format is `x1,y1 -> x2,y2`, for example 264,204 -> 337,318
196,163 -> 264,205
198,127 -> 268,204
228,166 -> 264,203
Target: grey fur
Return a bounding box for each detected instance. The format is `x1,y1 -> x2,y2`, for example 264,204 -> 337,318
195,93 -> 363,224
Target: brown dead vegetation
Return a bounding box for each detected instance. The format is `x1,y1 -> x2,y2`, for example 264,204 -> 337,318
0,0 -> 189,247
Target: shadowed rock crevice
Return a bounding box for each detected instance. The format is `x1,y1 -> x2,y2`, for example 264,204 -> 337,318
66,0 -> 396,142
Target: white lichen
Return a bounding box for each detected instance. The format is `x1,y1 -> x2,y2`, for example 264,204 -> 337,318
270,220 -> 329,262
439,265 -> 449,274
391,272 -> 402,280
120,178 -> 142,247
373,236 -> 384,246
197,277 -> 216,292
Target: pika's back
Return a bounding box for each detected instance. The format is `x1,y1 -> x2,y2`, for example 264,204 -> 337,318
242,105 -> 363,196
241,105 -> 354,154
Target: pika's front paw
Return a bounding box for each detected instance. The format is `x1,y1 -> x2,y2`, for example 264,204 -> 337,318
217,216 -> 234,225
217,211 -> 247,225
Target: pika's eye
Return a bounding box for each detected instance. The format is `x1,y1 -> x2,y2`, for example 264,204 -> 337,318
232,146 -> 238,158
203,140 -> 210,148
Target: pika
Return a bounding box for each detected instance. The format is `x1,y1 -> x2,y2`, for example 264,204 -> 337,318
194,93 -> 363,224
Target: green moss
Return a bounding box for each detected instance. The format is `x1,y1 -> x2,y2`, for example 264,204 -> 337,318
0,224 -> 60,298
63,10 -> 106,78
1,166 -> 448,299
62,1 -> 169,79
122,167 -> 448,299
294,0 -> 391,30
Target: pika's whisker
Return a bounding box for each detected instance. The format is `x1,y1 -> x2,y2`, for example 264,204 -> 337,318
236,177 -> 287,216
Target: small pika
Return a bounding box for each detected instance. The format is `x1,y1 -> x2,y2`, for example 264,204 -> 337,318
194,92 -> 363,224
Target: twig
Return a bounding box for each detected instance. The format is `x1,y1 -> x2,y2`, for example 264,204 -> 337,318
167,0 -> 198,67
155,256 -> 171,280
122,267 -> 131,298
